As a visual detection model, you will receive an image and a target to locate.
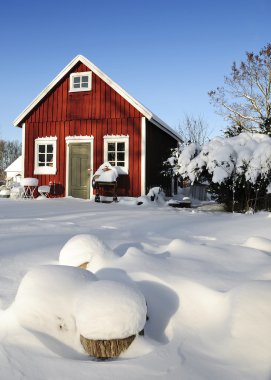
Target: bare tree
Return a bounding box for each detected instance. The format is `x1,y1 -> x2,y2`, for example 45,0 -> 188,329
177,114 -> 211,145
208,43 -> 271,135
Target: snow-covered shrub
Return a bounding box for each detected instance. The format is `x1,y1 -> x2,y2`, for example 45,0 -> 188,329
166,133 -> 271,212
59,234 -> 116,271
147,187 -> 165,204
14,266 -> 147,358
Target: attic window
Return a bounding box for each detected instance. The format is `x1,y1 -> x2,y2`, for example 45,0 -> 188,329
69,72 -> 92,92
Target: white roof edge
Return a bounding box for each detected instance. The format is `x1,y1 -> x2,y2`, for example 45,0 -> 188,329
149,113 -> 181,141
13,54 -> 180,140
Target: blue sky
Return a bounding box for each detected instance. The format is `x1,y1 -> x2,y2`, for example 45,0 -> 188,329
0,0 -> 270,141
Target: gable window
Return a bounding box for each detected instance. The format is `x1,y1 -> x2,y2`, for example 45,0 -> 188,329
104,135 -> 129,174
34,137 -> 57,175
69,72 -> 92,92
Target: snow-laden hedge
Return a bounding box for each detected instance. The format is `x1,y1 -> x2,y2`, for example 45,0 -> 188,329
171,133 -> 271,184
167,133 -> 271,211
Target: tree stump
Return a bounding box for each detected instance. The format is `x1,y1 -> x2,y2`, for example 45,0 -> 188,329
78,262 -> 89,269
80,334 -> 136,358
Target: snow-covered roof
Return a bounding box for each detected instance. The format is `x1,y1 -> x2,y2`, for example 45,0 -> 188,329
4,155 -> 22,175
13,55 -> 180,141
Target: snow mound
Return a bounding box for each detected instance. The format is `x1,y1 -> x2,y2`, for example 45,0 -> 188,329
229,281 -> 271,362
243,236 -> 271,253
75,280 -> 147,340
14,266 -> 146,350
167,238 -> 192,254
14,265 -> 97,338
59,234 -> 116,271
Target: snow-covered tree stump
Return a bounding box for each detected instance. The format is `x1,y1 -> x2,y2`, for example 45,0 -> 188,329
80,334 -> 136,358
79,261 -> 89,269
75,281 -> 147,358
14,266 -> 147,359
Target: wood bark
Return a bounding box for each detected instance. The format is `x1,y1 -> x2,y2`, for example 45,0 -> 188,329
80,334 -> 136,358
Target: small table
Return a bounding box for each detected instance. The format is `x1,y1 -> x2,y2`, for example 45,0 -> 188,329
22,178 -> 38,199
38,185 -> 50,198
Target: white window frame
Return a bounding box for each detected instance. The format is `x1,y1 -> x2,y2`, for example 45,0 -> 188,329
103,135 -> 129,174
34,137 -> 57,175
69,71 -> 92,92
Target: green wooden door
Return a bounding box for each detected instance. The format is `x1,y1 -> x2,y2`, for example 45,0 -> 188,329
69,143 -> 90,199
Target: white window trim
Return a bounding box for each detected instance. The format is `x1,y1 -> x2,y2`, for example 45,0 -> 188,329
69,71 -> 92,92
103,135 -> 129,174
34,137 -> 57,175
65,136 -> 94,198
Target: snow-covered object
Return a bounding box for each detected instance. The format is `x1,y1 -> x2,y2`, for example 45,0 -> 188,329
21,177 -> 38,186
145,187 -> 166,205
94,162 -> 118,182
170,133 -> 271,185
14,265 -> 97,337
147,187 -> 161,198
10,186 -> 24,199
243,236 -> 271,253
59,234 -> 116,271
75,280 -> 147,340
14,265 -> 146,353
1,198 -> 271,378
0,188 -> 10,197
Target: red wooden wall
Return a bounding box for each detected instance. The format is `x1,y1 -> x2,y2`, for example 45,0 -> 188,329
23,62 -> 143,197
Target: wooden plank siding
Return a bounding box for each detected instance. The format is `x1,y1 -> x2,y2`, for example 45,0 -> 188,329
23,62 -> 143,197
24,117 -> 142,197
145,120 -> 178,196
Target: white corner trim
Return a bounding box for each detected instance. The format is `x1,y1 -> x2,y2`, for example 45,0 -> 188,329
21,123 -> 25,179
65,136 -> 94,198
141,117 -> 146,196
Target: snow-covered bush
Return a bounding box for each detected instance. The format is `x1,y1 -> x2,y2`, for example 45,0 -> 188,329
14,265 -> 147,358
166,133 -> 271,212
59,234 -> 116,271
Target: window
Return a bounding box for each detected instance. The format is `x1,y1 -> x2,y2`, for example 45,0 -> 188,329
69,72 -> 92,92
34,137 -> 57,175
104,135 -> 129,174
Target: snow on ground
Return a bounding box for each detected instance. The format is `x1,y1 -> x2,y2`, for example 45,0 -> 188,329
0,197 -> 271,379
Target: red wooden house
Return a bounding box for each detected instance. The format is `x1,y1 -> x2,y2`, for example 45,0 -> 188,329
14,55 -> 180,199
